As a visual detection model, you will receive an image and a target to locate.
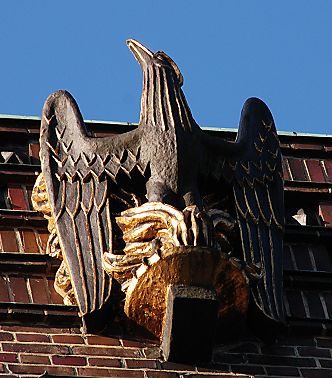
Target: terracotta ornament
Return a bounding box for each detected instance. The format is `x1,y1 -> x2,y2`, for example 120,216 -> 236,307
33,39 -> 284,361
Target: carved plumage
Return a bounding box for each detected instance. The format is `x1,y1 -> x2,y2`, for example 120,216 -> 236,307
38,39 -> 284,337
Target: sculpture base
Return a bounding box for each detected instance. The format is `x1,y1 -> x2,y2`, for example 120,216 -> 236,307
161,285 -> 218,363
124,246 -> 249,362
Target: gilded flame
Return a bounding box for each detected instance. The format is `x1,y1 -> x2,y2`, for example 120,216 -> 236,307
31,173 -> 77,306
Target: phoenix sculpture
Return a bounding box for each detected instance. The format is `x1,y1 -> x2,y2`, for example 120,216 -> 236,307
33,40 -> 284,354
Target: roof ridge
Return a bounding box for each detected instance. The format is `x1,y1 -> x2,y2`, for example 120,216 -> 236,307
0,113 -> 331,138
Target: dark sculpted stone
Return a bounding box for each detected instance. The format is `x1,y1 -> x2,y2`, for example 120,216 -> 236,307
36,39 -> 285,360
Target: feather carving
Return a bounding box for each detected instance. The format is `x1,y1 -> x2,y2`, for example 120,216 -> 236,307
39,39 -> 284,337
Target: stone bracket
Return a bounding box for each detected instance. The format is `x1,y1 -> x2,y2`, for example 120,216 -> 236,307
161,285 -> 218,363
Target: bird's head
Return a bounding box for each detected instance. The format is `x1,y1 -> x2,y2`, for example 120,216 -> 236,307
127,39 -> 194,130
127,39 -> 183,87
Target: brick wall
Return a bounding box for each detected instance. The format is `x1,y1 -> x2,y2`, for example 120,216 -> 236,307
212,335 -> 332,377
0,325 -> 252,377
1,326 -> 331,377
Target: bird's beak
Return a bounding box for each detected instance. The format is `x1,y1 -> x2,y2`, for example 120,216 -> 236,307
127,39 -> 153,67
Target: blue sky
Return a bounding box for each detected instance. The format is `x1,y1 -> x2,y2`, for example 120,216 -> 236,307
0,1 -> 331,134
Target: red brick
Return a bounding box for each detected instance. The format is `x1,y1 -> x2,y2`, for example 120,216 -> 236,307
20,354 -> 50,364
247,354 -> 316,367
146,372 -> 179,378
265,366 -> 300,376
0,325 -> 77,334
197,365 -> 230,373
283,244 -> 294,270
305,291 -> 326,319
298,346 -> 331,358
16,333 -> 50,342
47,278 -> 64,305
311,245 -> 332,272
9,277 -> 29,303
52,334 -> 85,344
288,158 -> 308,181
319,203 -> 332,226
0,276 -> 10,302
8,364 -> 75,375
88,357 -> 121,367
305,160 -> 326,182
323,160 -> 332,182
0,352 -> 18,362
316,337 -> 332,348
52,355 -> 87,366
292,143 -> 323,151
29,278 -> 49,304
320,359 -> 332,368
86,335 -> 121,346
29,143 -> 40,164
77,368 -> 145,377
280,336 -> 315,346
72,345 -> 141,358
21,230 -> 39,253
292,244 -> 313,270
3,342 -> 69,354
0,230 -> 19,252
126,359 -> 157,368
38,230 -> 50,252
300,368 -> 332,378
26,186 -> 34,210
7,186 -> 28,210
121,338 -> 154,348
143,347 -> 162,359
286,290 -> 307,318
0,332 -> 13,341
161,361 -> 194,371
282,159 -> 292,181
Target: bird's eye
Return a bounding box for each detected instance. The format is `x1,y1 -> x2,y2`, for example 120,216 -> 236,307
154,53 -> 165,62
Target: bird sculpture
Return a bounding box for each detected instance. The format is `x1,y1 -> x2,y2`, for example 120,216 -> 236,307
35,39 -> 284,339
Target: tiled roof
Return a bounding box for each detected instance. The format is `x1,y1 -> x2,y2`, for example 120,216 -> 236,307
0,116 -> 332,377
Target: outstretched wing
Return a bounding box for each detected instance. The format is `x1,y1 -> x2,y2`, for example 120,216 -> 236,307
40,90 -> 145,322
232,97 -> 284,327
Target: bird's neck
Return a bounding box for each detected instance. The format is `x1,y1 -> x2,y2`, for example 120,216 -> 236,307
140,66 -> 196,132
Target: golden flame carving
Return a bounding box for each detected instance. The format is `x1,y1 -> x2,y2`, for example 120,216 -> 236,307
103,201 -> 237,292
31,173 -> 77,306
